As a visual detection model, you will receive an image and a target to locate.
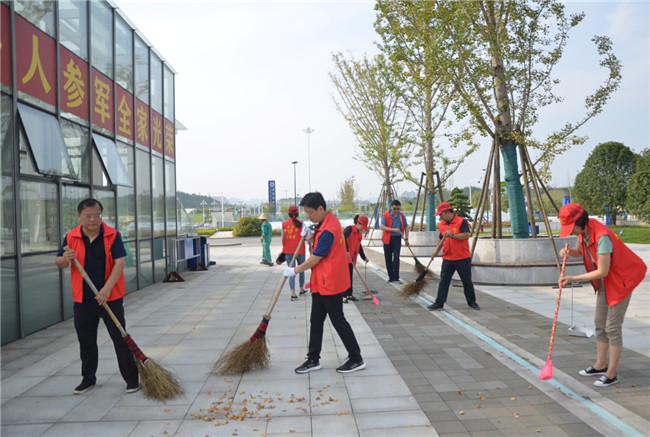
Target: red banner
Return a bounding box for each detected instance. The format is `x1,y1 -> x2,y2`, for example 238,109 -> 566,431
59,46 -> 89,121
91,68 -> 113,133
135,98 -> 150,148
16,14 -> 56,106
1,4 -> 11,88
115,85 -> 134,141
151,109 -> 163,154
164,118 -> 175,159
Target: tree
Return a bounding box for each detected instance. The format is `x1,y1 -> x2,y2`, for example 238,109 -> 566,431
389,0 -> 621,238
447,187 -> 472,222
338,176 -> 358,213
626,149 -> 650,223
330,54 -> 413,205
573,142 -> 637,225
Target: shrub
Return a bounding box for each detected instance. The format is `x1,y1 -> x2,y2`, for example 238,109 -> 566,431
233,217 -> 261,237
197,229 -> 216,237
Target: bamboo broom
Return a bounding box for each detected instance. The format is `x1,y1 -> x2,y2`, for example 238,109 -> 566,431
398,236 -> 445,298
64,247 -> 183,402
213,236 -> 306,374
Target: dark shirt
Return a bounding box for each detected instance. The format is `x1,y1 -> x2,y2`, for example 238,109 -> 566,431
58,226 -> 126,307
312,222 -> 334,257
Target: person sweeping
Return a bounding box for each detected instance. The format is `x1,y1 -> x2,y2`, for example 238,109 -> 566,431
558,203 -> 647,387
259,213 -> 273,266
343,215 -> 370,303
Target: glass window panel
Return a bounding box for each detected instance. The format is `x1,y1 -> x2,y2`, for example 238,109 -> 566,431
18,128 -> 39,176
61,185 -> 90,235
152,156 -> 164,237
92,147 -> 109,187
14,0 -> 55,37
20,181 -> 59,253
60,118 -> 90,184
17,103 -> 76,177
163,67 -> 174,121
134,36 -> 149,104
90,0 -> 113,78
94,189 -> 116,229
138,239 -> 152,287
1,257 -> 19,344
123,243 -> 137,293
22,253 -> 62,335
115,16 -> 133,92
1,94 -> 15,256
136,148 -> 151,238
116,141 -> 135,239
150,54 -> 162,113
59,0 -> 88,59
153,238 -> 165,282
92,133 -> 133,187
165,160 -> 176,237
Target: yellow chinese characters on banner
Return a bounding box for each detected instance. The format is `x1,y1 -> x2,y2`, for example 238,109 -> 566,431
92,69 -> 113,132
59,46 -> 88,121
151,110 -> 163,154
116,85 -> 134,141
164,119 -> 175,159
135,99 -> 150,148
16,14 -> 56,106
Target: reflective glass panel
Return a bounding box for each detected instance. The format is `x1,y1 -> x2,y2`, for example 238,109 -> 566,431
153,238 -> 166,282
136,148 -> 151,238
1,94 -> 15,256
165,160 -> 177,237
22,253 -> 62,335
20,180 -> 59,253
60,118 -> 90,184
138,239 -> 152,287
163,67 -> 174,121
115,15 -> 133,92
94,189 -> 116,229
14,0 -> 55,37
59,0 -> 88,59
90,0 -> 113,78
152,156 -> 164,237
61,185 -> 90,234
1,257 -> 18,344
134,36 -> 149,104
92,134 -> 133,187
150,54 -> 162,113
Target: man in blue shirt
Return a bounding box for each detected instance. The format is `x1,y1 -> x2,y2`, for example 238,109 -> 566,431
379,199 -> 410,284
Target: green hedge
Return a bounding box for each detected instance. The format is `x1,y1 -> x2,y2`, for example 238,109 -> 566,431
232,217 -> 262,237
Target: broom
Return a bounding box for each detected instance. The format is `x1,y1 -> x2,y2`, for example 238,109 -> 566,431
403,235 -> 426,273
63,247 -> 183,402
351,262 -> 379,305
398,237 -> 445,298
214,236 -> 306,375
538,242 -> 570,380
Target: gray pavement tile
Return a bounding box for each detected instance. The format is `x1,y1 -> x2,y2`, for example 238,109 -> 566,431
1,395 -> 83,424
1,424 -> 54,437
311,414 -> 359,437
40,422 -> 140,437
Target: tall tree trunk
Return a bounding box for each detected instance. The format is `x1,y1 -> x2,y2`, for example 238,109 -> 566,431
501,141 -> 528,238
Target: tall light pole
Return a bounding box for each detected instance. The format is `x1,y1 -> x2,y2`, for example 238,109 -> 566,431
303,127 -> 314,192
200,200 -> 207,223
211,200 -> 217,227
292,161 -> 298,206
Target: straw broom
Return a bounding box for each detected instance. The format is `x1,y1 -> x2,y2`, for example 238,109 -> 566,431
214,236 -> 306,375
403,235 -> 426,274
64,247 -> 183,402
398,237 -> 445,298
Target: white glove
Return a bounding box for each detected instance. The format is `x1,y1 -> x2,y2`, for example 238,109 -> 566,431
300,226 -> 313,239
284,267 -> 296,278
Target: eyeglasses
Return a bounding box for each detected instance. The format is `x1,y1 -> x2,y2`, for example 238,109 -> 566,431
392,207 -> 401,211
82,213 -> 102,220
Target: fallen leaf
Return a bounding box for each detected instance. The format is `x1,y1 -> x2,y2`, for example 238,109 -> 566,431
510,397 -> 516,401
459,411 -> 465,415
513,412 -> 520,418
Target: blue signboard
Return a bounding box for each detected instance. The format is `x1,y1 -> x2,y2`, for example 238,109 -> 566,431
268,180 -> 276,215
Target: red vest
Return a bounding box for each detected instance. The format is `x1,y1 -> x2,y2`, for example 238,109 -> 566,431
66,224 -> 126,303
381,211 -> 407,244
580,219 -> 647,306
345,225 -> 363,265
311,212 -> 350,295
282,219 -> 305,255
439,214 -> 471,261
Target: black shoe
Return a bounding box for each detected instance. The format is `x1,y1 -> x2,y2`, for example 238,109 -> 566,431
336,359 -> 366,373
295,359 -> 322,374
299,289 -> 308,295
428,302 -> 443,311
469,302 -> 481,310
73,380 -> 96,395
579,366 -> 608,376
594,375 -> 618,387
348,295 -> 358,302
125,382 -> 140,393
291,295 -> 298,301
342,297 -> 348,304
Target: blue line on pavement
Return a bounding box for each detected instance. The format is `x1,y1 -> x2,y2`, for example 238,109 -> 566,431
417,295 -> 643,437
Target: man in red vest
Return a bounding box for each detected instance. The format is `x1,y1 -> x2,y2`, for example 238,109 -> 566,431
379,199 -> 410,284
428,202 -> 480,311
55,199 -> 139,395
284,192 -> 365,374
558,203 -> 647,388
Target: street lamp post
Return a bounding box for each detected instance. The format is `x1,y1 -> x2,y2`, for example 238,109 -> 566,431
200,200 -> 207,223
292,161 -> 298,206
303,127 -> 314,192
220,194 -> 225,228
211,200 -> 217,227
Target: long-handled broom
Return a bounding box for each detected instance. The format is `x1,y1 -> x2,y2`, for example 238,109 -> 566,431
214,236 -> 306,375
64,247 -> 183,402
403,235 -> 426,274
538,242 -> 570,380
351,262 -> 379,305
398,237 -> 445,298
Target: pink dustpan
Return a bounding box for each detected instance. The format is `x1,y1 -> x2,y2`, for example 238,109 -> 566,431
538,357 -> 553,380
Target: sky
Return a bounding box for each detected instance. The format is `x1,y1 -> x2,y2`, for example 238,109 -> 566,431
115,0 -> 649,204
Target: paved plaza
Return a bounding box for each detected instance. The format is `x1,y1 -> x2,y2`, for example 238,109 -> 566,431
1,234 -> 648,436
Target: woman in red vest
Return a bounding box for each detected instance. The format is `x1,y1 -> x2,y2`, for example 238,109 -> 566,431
281,205 -> 307,300
284,192 -> 365,374
559,203 -> 647,388
343,215 -> 369,303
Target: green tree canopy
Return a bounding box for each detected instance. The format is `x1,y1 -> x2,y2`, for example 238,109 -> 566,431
338,176 -> 358,213
448,187 -> 473,222
573,141 -> 637,225
626,148 -> 650,223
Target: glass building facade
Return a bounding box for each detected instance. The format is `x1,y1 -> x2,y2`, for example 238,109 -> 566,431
1,0 -> 182,344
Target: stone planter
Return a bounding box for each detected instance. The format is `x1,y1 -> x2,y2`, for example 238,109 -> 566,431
406,231 -> 440,257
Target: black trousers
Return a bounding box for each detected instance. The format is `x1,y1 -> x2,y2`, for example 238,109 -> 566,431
307,292 -> 362,363
435,257 -> 477,306
74,302 -> 139,385
345,263 -> 354,297
383,235 -> 402,281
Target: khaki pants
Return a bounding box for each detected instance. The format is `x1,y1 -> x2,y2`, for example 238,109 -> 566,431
594,285 -> 631,347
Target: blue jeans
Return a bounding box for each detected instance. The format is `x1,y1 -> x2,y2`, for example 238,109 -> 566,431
383,235 -> 402,281
286,253 -> 305,290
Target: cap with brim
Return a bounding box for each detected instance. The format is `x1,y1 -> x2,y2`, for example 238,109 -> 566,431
357,215 -> 369,232
558,203 -> 584,237
435,202 -> 452,216
288,206 -> 299,214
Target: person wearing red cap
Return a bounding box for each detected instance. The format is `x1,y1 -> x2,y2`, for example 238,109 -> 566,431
379,199 -> 410,284
558,203 -> 647,388
281,205 -> 309,300
343,215 -> 370,303
428,202 -> 480,311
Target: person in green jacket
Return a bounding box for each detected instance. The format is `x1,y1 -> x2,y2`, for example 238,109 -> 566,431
259,213 -> 273,266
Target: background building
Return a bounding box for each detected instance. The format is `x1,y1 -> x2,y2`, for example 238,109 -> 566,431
1,0 -> 185,344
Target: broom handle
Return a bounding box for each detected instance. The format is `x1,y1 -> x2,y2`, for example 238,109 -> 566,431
545,242 -> 570,360
424,236 -> 446,271
265,235 -> 306,317
351,260 -> 374,296
63,246 -> 128,338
